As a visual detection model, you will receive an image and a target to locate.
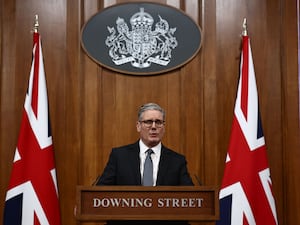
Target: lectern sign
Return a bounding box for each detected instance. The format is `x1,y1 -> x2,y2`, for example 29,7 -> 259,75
76,186 -> 219,221
81,2 -> 202,75
92,196 -> 204,208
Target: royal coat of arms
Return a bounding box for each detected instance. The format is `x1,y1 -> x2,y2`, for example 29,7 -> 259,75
105,8 -> 178,68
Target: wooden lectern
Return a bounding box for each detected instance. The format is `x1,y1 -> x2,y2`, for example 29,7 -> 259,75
75,186 -> 219,223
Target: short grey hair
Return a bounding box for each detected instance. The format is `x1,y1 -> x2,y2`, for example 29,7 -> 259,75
138,103 -> 166,121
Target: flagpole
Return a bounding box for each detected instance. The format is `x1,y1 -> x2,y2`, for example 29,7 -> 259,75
242,18 -> 247,36
33,14 -> 39,33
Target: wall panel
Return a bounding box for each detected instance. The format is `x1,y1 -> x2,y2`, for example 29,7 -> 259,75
282,0 -> 300,224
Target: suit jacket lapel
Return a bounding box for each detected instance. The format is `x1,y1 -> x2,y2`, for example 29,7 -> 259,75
156,146 -> 170,185
128,142 -> 142,185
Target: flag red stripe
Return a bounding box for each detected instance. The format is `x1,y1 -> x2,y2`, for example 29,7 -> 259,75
32,32 -> 39,117
241,35 -> 249,119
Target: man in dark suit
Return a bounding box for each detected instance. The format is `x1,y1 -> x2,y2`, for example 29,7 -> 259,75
96,103 -> 193,224
96,141 -> 193,186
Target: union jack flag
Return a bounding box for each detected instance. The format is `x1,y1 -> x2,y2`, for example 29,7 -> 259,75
217,35 -> 278,225
3,32 -> 61,225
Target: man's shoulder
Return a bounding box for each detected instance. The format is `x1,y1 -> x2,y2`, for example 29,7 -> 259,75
162,146 -> 186,159
112,141 -> 139,152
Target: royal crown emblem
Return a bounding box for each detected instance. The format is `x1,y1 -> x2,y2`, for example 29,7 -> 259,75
105,8 -> 178,69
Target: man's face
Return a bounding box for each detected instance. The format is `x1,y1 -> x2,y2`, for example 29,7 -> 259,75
136,109 -> 165,148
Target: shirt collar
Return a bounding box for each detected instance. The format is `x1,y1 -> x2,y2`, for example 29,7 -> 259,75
139,139 -> 161,155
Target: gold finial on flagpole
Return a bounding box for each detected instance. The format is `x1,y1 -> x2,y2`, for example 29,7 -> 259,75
33,14 -> 39,33
242,18 -> 247,36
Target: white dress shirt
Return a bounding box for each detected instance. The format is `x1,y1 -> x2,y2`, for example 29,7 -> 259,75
139,140 -> 161,186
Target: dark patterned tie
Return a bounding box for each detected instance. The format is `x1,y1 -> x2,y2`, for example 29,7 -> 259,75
142,149 -> 154,186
